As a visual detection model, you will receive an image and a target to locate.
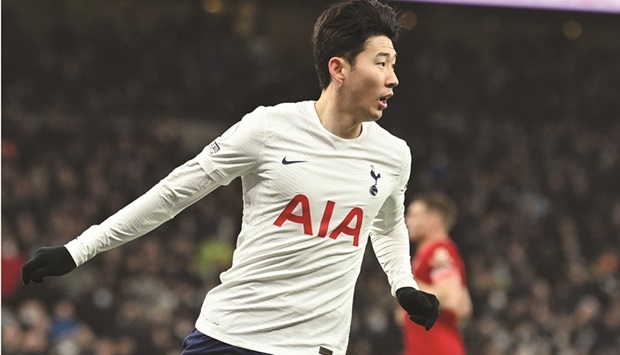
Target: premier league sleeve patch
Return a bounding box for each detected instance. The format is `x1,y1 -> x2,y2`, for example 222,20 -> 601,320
207,141 -> 220,155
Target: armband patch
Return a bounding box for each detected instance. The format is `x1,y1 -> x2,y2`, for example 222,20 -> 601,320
431,247 -> 453,268
207,141 -> 220,155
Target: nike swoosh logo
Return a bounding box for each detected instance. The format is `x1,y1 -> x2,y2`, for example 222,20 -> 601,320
282,157 -> 306,165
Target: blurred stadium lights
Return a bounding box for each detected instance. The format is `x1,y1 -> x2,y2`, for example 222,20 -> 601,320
401,9 -> 419,29
393,0 -> 620,14
202,0 -> 225,14
563,20 -> 582,39
235,0 -> 259,37
201,0 -> 259,37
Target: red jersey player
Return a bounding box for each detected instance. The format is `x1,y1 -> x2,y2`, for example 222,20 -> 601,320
402,192 -> 472,355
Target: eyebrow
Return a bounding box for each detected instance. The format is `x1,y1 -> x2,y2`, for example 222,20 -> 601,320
376,52 -> 397,59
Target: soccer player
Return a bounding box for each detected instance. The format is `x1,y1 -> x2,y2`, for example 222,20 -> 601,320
21,1 -> 440,354
402,192 -> 472,355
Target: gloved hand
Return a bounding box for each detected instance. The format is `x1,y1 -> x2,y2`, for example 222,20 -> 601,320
396,287 -> 440,331
21,246 -> 77,285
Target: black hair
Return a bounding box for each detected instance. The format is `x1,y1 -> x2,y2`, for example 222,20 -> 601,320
312,0 -> 405,90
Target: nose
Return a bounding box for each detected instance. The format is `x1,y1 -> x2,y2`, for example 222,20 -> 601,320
387,69 -> 399,88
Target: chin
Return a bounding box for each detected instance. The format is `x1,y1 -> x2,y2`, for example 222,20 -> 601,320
368,110 -> 383,121
359,106 -> 383,122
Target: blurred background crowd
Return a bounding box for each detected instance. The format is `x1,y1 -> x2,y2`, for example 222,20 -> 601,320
2,1 -> 619,354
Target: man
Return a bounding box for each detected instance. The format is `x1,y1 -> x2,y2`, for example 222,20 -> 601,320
402,192 -> 472,355
21,1 -> 439,354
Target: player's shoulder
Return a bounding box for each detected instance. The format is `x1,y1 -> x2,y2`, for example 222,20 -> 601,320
236,101 -> 311,138
426,238 -> 462,259
369,122 -> 408,148
245,101 -> 311,123
366,122 -> 411,160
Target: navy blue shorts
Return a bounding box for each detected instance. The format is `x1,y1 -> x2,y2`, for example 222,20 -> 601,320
181,328 -> 271,355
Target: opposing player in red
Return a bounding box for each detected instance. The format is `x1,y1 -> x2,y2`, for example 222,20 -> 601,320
402,192 -> 472,355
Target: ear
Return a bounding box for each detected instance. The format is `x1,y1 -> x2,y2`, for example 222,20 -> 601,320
328,57 -> 348,87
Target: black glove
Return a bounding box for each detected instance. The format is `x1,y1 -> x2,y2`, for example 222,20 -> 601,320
396,287 -> 440,331
21,246 -> 77,285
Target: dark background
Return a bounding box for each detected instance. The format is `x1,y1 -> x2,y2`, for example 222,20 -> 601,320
3,1 -> 619,354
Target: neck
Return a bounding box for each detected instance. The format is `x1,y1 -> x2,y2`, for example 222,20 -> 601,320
315,89 -> 362,139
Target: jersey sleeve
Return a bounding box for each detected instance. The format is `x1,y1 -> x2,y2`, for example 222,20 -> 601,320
196,107 -> 269,185
65,158 -> 220,266
370,144 -> 418,295
65,108 -> 271,266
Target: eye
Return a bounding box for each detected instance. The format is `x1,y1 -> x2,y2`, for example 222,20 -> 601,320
377,62 -> 387,67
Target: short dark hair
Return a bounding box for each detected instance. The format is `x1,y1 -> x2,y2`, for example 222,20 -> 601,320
312,0 -> 405,90
413,192 -> 458,231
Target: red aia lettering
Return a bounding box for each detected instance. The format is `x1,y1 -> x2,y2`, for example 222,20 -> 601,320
273,194 -> 363,246
329,207 -> 363,247
318,200 -> 335,237
273,194 -> 313,235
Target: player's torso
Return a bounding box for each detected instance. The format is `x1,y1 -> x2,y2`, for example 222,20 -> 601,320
200,102 -> 409,353
239,102 -> 406,251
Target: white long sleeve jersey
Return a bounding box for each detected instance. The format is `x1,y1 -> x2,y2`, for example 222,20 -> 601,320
65,101 -> 417,355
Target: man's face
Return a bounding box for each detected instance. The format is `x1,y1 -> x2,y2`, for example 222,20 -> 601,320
405,201 -> 432,243
343,35 -> 399,122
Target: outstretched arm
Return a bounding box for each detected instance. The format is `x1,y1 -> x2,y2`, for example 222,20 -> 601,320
22,157 -> 219,285
23,111 -> 268,285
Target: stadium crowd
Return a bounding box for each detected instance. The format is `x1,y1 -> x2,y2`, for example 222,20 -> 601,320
3,1 -> 619,354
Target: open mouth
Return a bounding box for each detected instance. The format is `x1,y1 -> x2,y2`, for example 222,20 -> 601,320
379,95 -> 390,108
